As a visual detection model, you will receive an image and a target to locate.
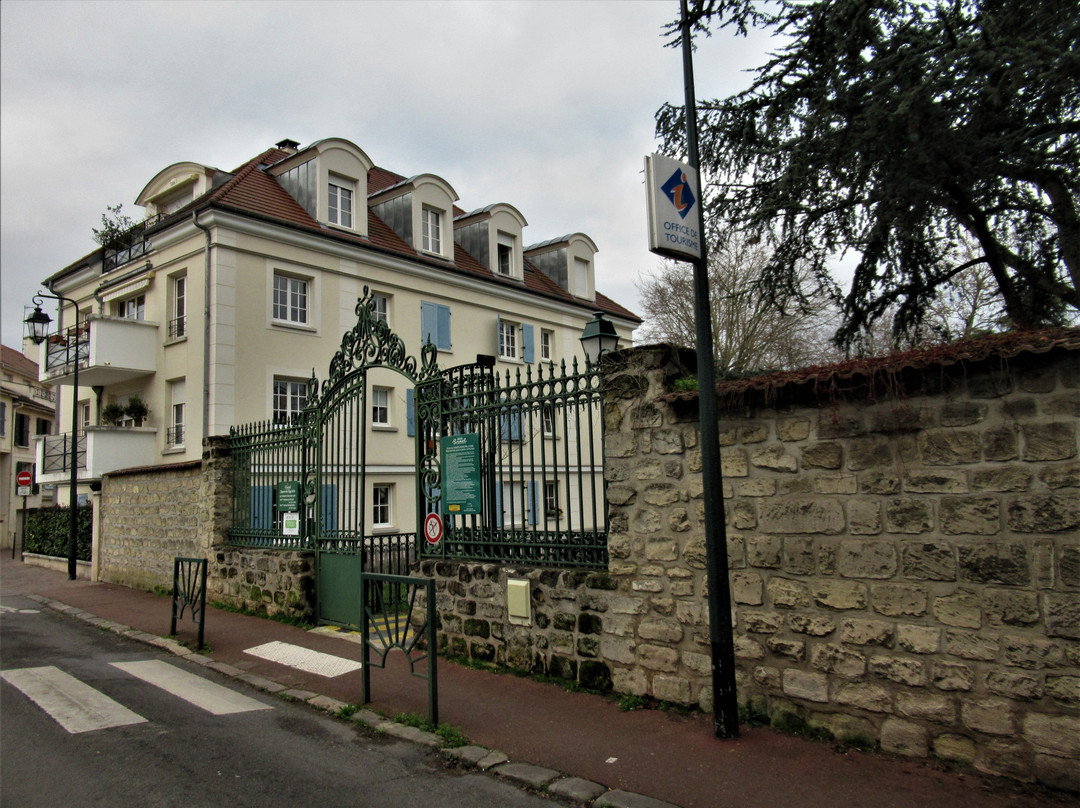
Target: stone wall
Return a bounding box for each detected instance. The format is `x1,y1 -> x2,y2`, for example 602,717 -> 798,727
432,336 -> 1079,791
99,460 -> 203,591
99,436 -> 316,618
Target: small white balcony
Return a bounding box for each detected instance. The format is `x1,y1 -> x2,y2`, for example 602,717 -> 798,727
40,316 -> 158,387
35,426 -> 157,484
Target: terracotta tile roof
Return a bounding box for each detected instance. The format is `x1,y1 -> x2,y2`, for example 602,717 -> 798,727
659,327 -> 1080,408
1,344 -> 39,378
192,147 -> 640,323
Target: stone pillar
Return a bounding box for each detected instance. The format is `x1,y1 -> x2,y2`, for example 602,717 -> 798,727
199,435 -> 233,553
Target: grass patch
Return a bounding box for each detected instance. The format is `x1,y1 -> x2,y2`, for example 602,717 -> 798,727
336,703 -> 362,719
738,700 -> 771,728
443,653 -> 500,675
619,694 -> 648,712
672,376 -> 699,392
839,733 -> 876,752
392,712 -> 469,748
210,599 -> 315,630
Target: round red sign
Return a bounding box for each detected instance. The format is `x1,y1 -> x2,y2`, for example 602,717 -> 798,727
423,512 -> 443,545
16,470 -> 33,487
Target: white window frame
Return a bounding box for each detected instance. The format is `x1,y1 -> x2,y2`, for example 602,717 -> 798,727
499,320 -> 518,360
328,176 -> 354,229
422,206 -> 442,254
371,293 -> 389,325
170,274 -> 187,339
496,231 -> 515,277
540,329 -> 553,362
80,401 -> 91,429
371,387 -> 391,427
372,484 -> 393,529
272,273 -> 309,326
541,403 -> 556,438
168,379 -> 186,447
544,480 -> 559,518
273,377 -> 308,423
117,294 -> 145,320
571,257 -> 590,298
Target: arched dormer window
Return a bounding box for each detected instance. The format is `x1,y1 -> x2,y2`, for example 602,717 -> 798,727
370,173 -> 459,261
269,138 -> 373,237
453,203 -> 528,281
136,162 -> 218,219
524,232 -> 598,300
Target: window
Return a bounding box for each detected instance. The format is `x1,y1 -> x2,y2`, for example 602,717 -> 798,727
79,402 -> 90,429
499,320 -> 518,360
168,380 -> 186,447
541,404 -> 556,437
571,257 -> 589,298
117,295 -> 145,320
14,413 -> 30,447
544,480 -> 560,518
371,387 -> 390,426
0,402 -> 6,436
541,329 -> 553,362
499,481 -> 538,527
497,232 -> 515,276
170,275 -> 187,338
273,273 -> 308,325
372,484 -> 392,528
36,417 -> 51,436
371,293 -> 389,325
328,177 -> 354,228
421,301 -> 451,350
422,207 -> 442,254
273,377 -> 308,423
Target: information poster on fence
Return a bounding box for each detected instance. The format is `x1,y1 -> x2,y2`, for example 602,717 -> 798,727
440,433 -> 481,515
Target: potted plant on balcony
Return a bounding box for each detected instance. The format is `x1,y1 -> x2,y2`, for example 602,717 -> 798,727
101,403 -> 126,426
125,395 -> 150,427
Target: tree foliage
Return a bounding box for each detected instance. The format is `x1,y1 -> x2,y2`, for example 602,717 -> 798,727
92,203 -> 135,247
637,234 -> 840,372
657,0 -> 1079,348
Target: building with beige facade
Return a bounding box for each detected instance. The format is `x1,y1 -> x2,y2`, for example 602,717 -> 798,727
29,137 -> 638,537
1,345 -> 56,550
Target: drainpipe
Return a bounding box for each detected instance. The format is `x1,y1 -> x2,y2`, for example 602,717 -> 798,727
192,211 -> 212,442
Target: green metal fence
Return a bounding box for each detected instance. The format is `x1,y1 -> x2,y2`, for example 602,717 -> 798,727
229,417 -> 308,549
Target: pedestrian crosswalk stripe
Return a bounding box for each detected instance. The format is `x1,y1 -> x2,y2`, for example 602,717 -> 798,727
0,666 -> 146,734
244,640 -> 362,677
109,660 -> 272,715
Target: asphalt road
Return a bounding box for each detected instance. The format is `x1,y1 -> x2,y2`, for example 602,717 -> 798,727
0,592 -> 553,808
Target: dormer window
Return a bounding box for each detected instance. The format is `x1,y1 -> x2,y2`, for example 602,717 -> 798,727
497,232 -> 515,277
328,176 -> 354,228
422,206 -> 443,254
572,257 -> 590,298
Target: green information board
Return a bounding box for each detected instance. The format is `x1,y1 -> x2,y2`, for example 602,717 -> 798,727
440,433 -> 482,515
277,480 -> 301,513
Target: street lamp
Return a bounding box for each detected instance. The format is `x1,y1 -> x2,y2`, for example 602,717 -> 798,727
25,293 -> 81,581
579,311 -> 620,365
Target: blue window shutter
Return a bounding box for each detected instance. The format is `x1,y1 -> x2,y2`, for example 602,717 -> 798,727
496,315 -> 502,355
320,485 -> 337,532
437,304 -> 451,350
511,408 -> 522,441
528,480 -> 539,525
421,302 -> 436,347
251,486 -> 272,530
406,389 -> 415,436
522,324 -> 535,363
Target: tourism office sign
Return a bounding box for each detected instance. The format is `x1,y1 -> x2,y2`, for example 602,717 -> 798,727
645,153 -> 703,263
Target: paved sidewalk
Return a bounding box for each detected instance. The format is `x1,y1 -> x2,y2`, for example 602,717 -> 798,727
1,556 -> 1069,808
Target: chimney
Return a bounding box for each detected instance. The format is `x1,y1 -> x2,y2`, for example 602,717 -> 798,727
275,138 -> 300,153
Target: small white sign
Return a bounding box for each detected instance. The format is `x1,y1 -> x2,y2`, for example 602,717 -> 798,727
282,512 -> 300,537
645,153 -> 703,262
17,486 -> 31,497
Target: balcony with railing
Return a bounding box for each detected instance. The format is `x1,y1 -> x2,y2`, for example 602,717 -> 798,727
101,215 -> 165,273
40,316 -> 158,387
35,426 -> 157,484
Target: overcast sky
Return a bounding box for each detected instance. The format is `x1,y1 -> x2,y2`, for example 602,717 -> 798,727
1,0 -> 773,351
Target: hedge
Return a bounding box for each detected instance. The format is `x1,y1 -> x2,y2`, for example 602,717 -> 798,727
24,505 -> 93,561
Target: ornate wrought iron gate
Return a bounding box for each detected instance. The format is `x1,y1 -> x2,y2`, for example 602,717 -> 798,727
230,287 -> 608,629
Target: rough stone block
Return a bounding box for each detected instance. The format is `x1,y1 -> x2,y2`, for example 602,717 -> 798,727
768,577 -> 810,610
845,435 -> 891,470
636,644 -> 679,672
931,660 -> 975,691
961,696 -> 1015,736
868,655 -> 925,686
840,618 -> 895,647
932,588 -> 981,629
766,637 -> 805,659
940,497 -> 1000,535
982,425 -> 1019,462
751,445 -> 797,472
838,540 -> 898,579
920,429 -> 981,465
815,474 -> 859,495
721,449 -> 748,477
1007,494 -> 1080,533
983,588 -> 1040,627
736,478 -> 777,497
942,629 -> 998,661
896,690 -> 956,723
1023,422 -> 1077,461
832,682 -> 892,713
900,542 -> 956,581
870,583 -> 927,617
933,734 -> 975,764
940,401 -> 987,427
1041,463 -> 1080,490
810,643 -> 866,678
777,417 -> 811,442
885,498 -> 934,534
1044,592 -> 1080,639
880,718 -> 929,757
741,611 -> 784,634
860,470 -> 901,494
904,470 -> 968,493
818,410 -> 865,440
638,618 -> 684,643
731,571 -> 763,605
958,543 -> 1030,586
758,498 -> 845,535
802,443 -> 842,469
733,636 -> 765,660
972,466 -> 1033,492
746,534 -> 783,569
812,581 -> 867,611
1022,713 -> 1080,758
788,614 -> 836,637
652,674 -> 692,704
1045,675 -> 1080,706
782,669 -> 829,702
782,536 -> 815,575
846,499 -> 882,535
986,669 -> 1043,700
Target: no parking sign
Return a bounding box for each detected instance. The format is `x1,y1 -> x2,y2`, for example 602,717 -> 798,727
424,512 -> 443,545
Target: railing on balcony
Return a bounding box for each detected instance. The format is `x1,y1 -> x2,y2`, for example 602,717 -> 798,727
101,214 -> 165,272
168,316 -> 187,339
31,385 -> 56,403
41,432 -> 87,474
167,424 -> 185,447
44,328 -> 90,375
